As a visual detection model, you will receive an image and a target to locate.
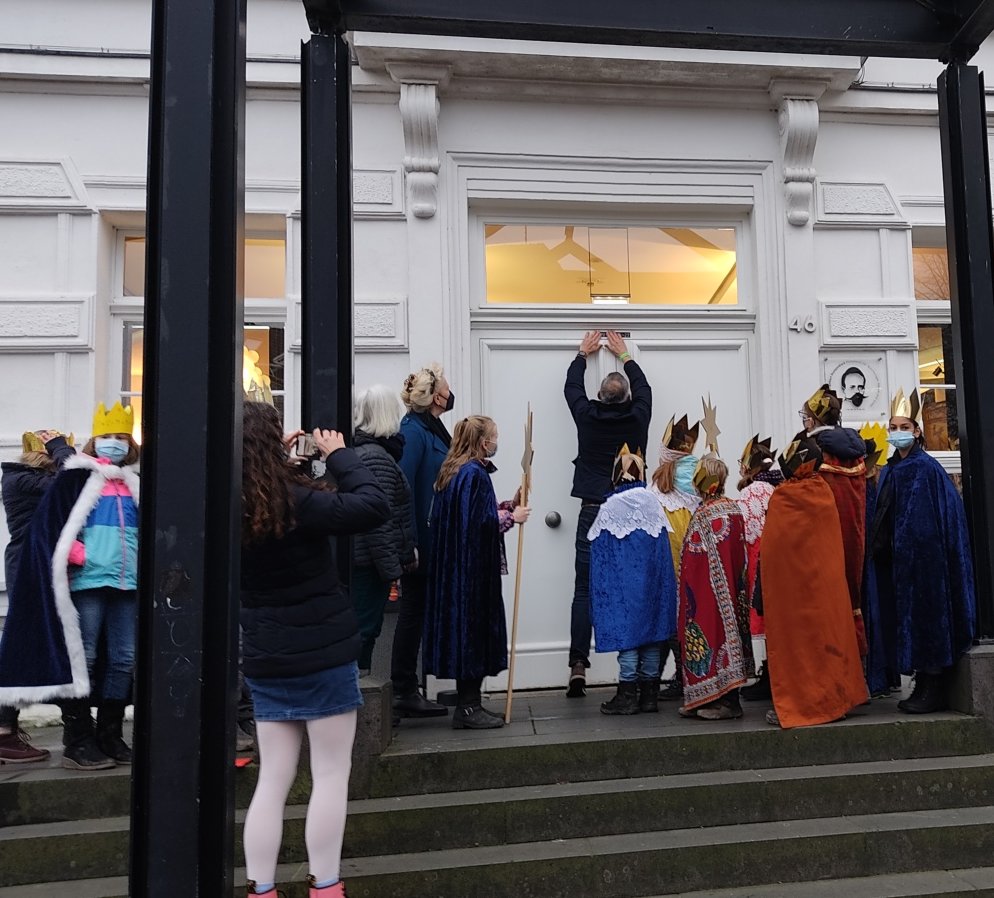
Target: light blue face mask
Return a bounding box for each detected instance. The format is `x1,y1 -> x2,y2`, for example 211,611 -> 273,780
94,437 -> 129,464
887,431 -> 916,451
675,455 -> 699,494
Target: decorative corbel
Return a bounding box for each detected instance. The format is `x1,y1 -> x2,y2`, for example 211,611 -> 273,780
770,80 -> 827,227
386,63 -> 452,219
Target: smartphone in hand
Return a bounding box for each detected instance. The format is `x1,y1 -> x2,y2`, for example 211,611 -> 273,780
296,434 -> 319,458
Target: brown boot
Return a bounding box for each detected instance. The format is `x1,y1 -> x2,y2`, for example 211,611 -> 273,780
0,729 -> 50,765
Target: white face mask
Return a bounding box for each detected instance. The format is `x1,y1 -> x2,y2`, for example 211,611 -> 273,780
484,439 -> 498,459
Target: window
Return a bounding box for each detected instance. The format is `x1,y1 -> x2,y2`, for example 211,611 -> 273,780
484,224 -> 737,305
912,236 -> 957,452
114,231 -> 288,440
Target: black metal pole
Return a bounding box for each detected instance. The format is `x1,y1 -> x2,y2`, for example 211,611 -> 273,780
131,0 -> 246,893
938,62 -> 994,640
301,31 -> 354,435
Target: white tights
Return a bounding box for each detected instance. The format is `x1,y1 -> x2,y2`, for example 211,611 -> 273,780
243,711 -> 357,886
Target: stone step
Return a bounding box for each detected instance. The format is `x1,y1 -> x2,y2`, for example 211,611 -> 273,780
2,709 -> 989,827
668,866 -> 994,896
369,711 -> 994,798
336,806 -> 994,898
2,754 -> 993,888
2,813 -> 994,898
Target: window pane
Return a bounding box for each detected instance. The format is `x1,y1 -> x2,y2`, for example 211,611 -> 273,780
921,387 -> 958,451
124,237 -> 146,297
123,323 -> 286,436
122,237 -> 286,298
484,224 -> 737,305
913,246 -> 950,301
917,324 -> 955,386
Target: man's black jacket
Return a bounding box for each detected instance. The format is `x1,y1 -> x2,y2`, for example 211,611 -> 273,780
564,356 -> 652,502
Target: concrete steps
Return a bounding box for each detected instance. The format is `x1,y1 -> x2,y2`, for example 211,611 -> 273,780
1,691 -> 993,896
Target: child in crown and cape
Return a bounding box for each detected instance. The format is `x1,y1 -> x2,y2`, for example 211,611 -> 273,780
677,452 -> 753,720
648,414 -> 701,702
735,436 -> 783,703
589,445 -> 678,715
799,385 -> 869,659
758,435 -> 868,727
868,389 -> 976,714
0,402 -> 140,771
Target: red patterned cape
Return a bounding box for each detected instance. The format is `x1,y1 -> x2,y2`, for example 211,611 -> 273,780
678,497 -> 753,710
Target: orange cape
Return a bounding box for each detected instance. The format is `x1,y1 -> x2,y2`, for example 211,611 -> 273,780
760,474 -> 868,727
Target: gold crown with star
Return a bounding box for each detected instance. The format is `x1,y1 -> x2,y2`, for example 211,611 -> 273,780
889,388 -> 922,425
612,443 -> 646,485
778,437 -> 821,480
662,415 -> 700,453
804,384 -> 842,425
739,434 -> 775,476
692,453 -> 725,497
92,402 -> 134,438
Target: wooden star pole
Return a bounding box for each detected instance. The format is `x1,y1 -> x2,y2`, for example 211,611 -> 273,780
504,404 -> 533,724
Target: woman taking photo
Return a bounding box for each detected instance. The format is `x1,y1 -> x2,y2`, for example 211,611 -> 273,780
424,415 -> 530,729
240,401 -> 389,898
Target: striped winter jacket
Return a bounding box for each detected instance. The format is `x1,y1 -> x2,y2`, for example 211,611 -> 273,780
68,458 -> 139,592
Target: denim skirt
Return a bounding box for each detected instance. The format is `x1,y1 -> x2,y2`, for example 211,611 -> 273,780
246,661 -> 363,722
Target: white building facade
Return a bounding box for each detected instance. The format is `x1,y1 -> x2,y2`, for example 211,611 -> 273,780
0,0 -> 973,688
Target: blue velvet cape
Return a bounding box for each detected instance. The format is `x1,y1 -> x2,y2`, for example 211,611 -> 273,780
862,478 -> 898,695
423,461 -> 508,680
0,465 -> 92,704
588,483 -> 677,653
875,447 -> 976,673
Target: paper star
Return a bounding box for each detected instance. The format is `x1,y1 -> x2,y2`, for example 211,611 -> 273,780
701,394 -> 720,455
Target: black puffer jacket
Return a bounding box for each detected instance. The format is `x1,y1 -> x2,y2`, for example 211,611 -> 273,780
1,436 -> 76,587
240,447 -> 390,679
352,431 -> 417,581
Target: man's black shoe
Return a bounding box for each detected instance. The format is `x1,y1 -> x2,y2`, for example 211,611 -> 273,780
393,692 -> 448,718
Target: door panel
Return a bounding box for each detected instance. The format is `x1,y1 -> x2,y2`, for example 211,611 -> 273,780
470,331 -> 756,691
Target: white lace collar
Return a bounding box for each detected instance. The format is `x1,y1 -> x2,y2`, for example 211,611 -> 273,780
588,487 -> 671,541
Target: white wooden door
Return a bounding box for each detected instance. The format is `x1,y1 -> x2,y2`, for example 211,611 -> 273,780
473,328 -> 758,691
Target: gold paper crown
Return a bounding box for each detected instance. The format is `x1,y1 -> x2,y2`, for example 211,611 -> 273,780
804,384 -> 841,424
612,443 -> 646,485
778,438 -> 820,480
739,434 -> 775,475
92,402 -> 134,438
859,422 -> 889,468
663,415 -> 700,453
692,454 -> 724,497
21,431 -> 74,454
889,388 -> 922,425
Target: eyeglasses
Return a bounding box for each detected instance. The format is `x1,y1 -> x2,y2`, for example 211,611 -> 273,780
797,410 -> 813,421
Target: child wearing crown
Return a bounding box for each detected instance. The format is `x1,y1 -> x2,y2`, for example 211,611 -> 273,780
760,436 -> 868,728
678,446 -> 753,721
588,445 -> 677,714
868,389 -> 976,714
0,402 -> 140,771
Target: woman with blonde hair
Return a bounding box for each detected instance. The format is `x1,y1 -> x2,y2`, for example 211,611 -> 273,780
423,415 -> 530,729
351,384 -> 417,674
391,364 -> 456,718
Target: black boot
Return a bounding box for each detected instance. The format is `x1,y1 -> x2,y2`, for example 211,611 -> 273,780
898,672 -> 949,714
601,681 -> 639,715
637,679 -> 660,713
451,704 -> 504,729
96,700 -> 133,763
61,700 -> 115,771
393,691 -> 448,718
741,663 -> 772,701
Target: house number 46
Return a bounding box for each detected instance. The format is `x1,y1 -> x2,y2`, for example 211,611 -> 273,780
788,316 -> 817,334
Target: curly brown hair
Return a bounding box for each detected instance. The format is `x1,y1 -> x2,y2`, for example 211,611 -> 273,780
242,401 -> 321,544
